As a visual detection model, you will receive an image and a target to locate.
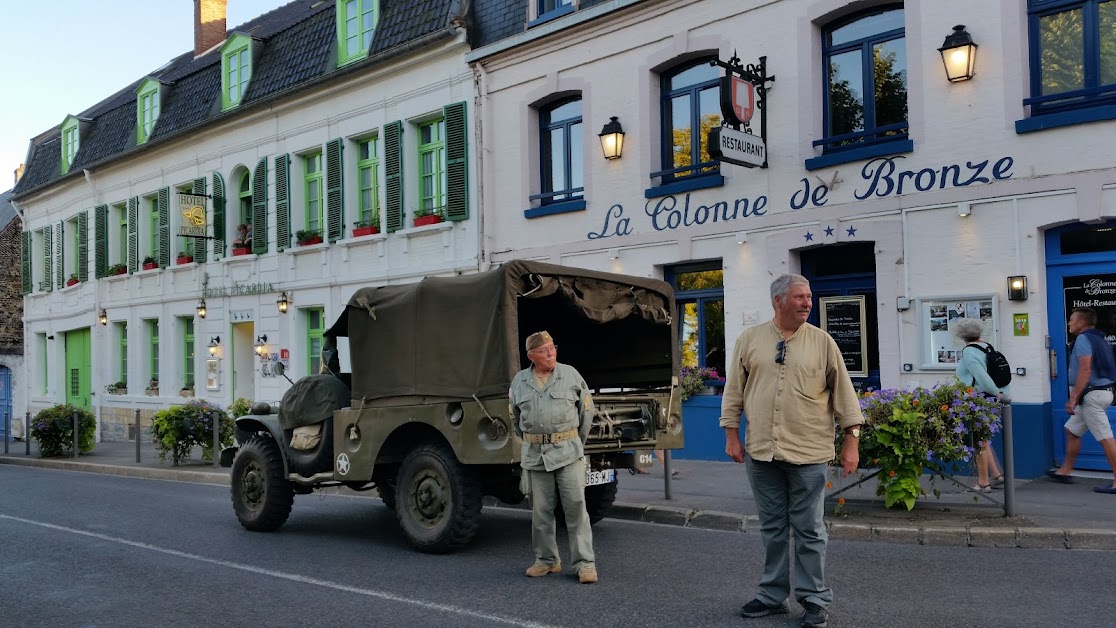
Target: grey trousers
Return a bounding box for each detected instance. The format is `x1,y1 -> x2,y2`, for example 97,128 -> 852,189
528,457 -> 595,570
746,457 -> 833,608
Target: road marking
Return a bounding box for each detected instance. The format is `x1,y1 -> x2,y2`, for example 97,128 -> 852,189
0,513 -> 561,628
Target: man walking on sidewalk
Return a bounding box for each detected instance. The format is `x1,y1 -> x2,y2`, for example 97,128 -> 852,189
720,274 -> 863,628
1048,307 -> 1116,494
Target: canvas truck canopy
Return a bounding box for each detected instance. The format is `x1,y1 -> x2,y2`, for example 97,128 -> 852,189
322,260 -> 676,402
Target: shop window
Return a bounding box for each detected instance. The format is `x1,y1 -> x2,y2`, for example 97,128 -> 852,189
535,97 -> 584,210
1019,0 -> 1116,132
649,57 -> 722,197
337,0 -> 379,66
809,5 -> 909,168
307,307 -> 325,374
667,262 -> 726,377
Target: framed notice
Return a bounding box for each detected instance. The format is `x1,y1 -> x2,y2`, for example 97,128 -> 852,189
206,359 -> 220,391
820,296 -> 868,377
919,295 -> 997,370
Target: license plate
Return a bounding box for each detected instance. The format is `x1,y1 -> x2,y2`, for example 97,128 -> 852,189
586,468 -> 615,486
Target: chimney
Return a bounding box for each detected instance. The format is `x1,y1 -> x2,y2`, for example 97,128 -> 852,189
194,0 -> 228,57
14,163 -> 24,187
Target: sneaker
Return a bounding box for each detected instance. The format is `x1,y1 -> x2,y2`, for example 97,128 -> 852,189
740,599 -> 789,618
525,562 -> 561,577
800,602 -> 828,628
577,566 -> 598,584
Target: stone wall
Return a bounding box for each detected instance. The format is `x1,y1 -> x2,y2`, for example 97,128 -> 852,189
0,217 -> 24,355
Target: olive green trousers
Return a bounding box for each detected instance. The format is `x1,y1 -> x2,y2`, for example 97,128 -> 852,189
527,457 -> 595,570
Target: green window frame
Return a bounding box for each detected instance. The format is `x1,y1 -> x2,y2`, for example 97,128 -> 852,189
337,0 -> 379,66
221,34 -> 254,111
71,219 -> 81,278
61,117 -> 79,174
305,152 -> 324,235
148,196 -> 159,259
357,137 -> 380,226
115,204 -> 128,265
148,319 -> 160,386
307,307 -> 325,374
238,171 -> 252,228
182,318 -> 194,388
176,185 -> 194,258
417,119 -> 446,215
119,322 -> 128,385
136,79 -> 161,144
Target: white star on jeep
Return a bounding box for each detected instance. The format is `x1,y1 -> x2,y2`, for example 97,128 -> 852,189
336,453 -> 350,475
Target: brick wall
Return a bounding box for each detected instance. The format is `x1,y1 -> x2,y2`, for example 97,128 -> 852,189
0,218 -> 24,355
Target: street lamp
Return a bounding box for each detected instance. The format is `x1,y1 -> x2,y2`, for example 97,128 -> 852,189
598,116 -> 625,160
196,298 -> 207,319
939,25 -> 978,83
277,291 -> 289,314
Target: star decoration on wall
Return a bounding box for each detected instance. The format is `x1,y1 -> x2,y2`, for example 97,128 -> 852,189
804,231 -> 814,242
824,226 -> 835,237
846,226 -> 858,237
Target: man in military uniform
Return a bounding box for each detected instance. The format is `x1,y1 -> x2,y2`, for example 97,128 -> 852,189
510,331 -> 598,584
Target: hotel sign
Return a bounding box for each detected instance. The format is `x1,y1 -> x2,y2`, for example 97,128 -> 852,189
177,193 -> 207,238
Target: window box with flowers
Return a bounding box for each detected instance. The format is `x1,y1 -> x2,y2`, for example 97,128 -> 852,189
679,365 -> 722,400
107,263 -> 128,276
352,218 -> 380,237
65,274 -> 79,287
142,256 -> 158,271
413,208 -> 444,227
296,229 -> 324,246
176,255 -> 193,265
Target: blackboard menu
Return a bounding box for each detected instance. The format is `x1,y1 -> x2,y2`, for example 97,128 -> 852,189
821,296 -> 867,376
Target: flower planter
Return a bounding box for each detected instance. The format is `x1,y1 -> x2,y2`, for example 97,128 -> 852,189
113,267 -> 127,276
413,215 -> 443,227
142,262 -> 159,271
352,225 -> 380,237
65,278 -> 79,287
232,247 -> 251,256
298,236 -> 323,246
176,256 -> 193,265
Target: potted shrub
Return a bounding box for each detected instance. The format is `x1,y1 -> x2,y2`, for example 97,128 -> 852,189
296,229 -> 324,246
142,256 -> 158,270
107,263 -> 128,276
413,208 -> 444,227
108,380 -> 127,395
145,377 -> 159,396
65,273 -> 79,287
30,404 -> 96,458
176,254 -> 194,265
352,218 -> 380,237
150,400 -> 234,465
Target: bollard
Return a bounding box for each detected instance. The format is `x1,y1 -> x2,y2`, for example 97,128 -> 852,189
135,408 -> 141,463
4,412 -> 8,454
213,408 -> 220,467
1001,399 -> 1016,518
662,450 -> 673,500
72,411 -> 80,459
25,412 -> 30,455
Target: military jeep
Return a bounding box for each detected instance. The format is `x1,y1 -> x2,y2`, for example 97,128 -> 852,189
225,260 -> 683,553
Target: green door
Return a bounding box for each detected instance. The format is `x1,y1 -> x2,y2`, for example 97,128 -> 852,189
65,328 -> 92,410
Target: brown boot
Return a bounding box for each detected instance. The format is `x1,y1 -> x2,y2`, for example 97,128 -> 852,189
525,562 -> 561,577
577,566 -> 598,584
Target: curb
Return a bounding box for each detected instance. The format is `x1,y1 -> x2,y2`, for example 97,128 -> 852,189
4,457 -> 1113,551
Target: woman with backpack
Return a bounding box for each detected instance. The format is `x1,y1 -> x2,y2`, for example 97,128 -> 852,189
953,319 -> 1009,493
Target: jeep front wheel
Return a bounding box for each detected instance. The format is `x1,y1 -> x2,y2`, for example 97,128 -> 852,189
230,435 -> 294,532
395,443 -> 482,553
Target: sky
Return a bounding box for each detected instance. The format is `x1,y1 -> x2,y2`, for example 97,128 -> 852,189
0,0 -> 290,192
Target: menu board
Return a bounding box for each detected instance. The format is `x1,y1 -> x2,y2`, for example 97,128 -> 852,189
920,296 -> 996,369
821,296 -> 867,377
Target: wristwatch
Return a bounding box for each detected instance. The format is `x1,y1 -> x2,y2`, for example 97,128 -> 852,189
845,426 -> 861,438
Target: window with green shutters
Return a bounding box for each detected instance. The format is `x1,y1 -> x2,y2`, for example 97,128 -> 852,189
238,171 -> 252,231
212,172 -> 227,259
181,318 -> 194,388
148,319 -> 160,387
148,196 -> 159,260
325,138 -> 344,242
136,79 -> 162,144
40,226 -> 53,292
337,0 -> 379,66
275,155 -> 291,250
127,196 -> 139,273
304,152 -> 324,237
383,121 -> 403,232
357,137 -> 380,227
76,211 -> 88,282
94,205 -> 108,279
221,34 -> 254,111
61,117 -> 79,174
307,307 -> 325,374
70,217 -> 81,279
443,101 -> 469,222
176,184 -> 194,259
157,187 -> 170,267
113,204 -> 127,266
251,159 -> 268,254
20,231 -> 31,294
417,119 -> 446,218
118,322 -> 128,385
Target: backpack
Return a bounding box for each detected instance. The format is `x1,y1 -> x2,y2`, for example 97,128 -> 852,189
966,343 -> 1012,389
1079,329 -> 1116,381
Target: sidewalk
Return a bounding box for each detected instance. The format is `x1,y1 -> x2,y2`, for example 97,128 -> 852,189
2,438 -> 1114,550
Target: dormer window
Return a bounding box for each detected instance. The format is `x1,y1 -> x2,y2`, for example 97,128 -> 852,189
136,78 -> 166,145
60,116 -> 80,174
337,0 -> 379,66
221,33 -> 257,111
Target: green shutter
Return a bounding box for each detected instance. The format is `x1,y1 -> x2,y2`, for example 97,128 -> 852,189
325,138 -> 344,242
384,120 -> 403,233
275,155 -> 291,251
94,205 -> 107,278
127,196 -> 139,273
20,231 -> 31,295
444,102 -> 469,222
77,211 -> 89,282
192,178 -> 208,264
42,226 -> 53,292
252,158 -> 268,254
157,188 -> 171,268
55,222 -> 64,289
212,172 -> 226,259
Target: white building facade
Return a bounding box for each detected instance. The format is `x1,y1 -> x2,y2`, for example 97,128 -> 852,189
468,0 -> 1116,476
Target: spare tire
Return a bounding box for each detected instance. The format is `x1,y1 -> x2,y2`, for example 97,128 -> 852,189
279,374 -> 350,477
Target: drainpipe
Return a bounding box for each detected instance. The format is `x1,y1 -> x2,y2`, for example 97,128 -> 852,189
473,60 -> 492,272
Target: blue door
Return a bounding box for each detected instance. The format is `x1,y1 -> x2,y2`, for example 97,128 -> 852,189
0,366 -> 12,438
1045,221 -> 1116,472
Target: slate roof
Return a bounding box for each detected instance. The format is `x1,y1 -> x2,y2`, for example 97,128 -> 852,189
14,0 -> 464,199
0,190 -> 18,229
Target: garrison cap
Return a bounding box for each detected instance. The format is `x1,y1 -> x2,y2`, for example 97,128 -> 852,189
525,331 -> 554,352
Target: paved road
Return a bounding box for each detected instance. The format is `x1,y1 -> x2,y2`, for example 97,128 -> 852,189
1,466 -> 1111,627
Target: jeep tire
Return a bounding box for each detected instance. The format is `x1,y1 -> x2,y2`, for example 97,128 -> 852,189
283,418 -> 335,478
395,442 -> 482,553
231,435 -> 294,532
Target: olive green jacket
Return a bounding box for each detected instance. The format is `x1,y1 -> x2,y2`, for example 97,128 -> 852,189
510,362 -> 594,472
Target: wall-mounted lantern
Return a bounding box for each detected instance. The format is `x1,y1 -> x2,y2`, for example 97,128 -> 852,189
598,116 -> 625,160
254,334 -> 268,356
939,24 -> 978,83
98,308 -> 108,326
196,298 -> 207,319
208,336 -> 221,356
1007,276 -> 1028,301
276,291 -> 290,314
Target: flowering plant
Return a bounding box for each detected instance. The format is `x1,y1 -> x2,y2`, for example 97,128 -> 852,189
151,400 -> 234,465
30,404 -> 96,457
678,365 -> 721,400
848,381 -> 1001,510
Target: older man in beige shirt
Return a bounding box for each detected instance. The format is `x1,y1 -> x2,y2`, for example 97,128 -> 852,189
721,274 -> 862,628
